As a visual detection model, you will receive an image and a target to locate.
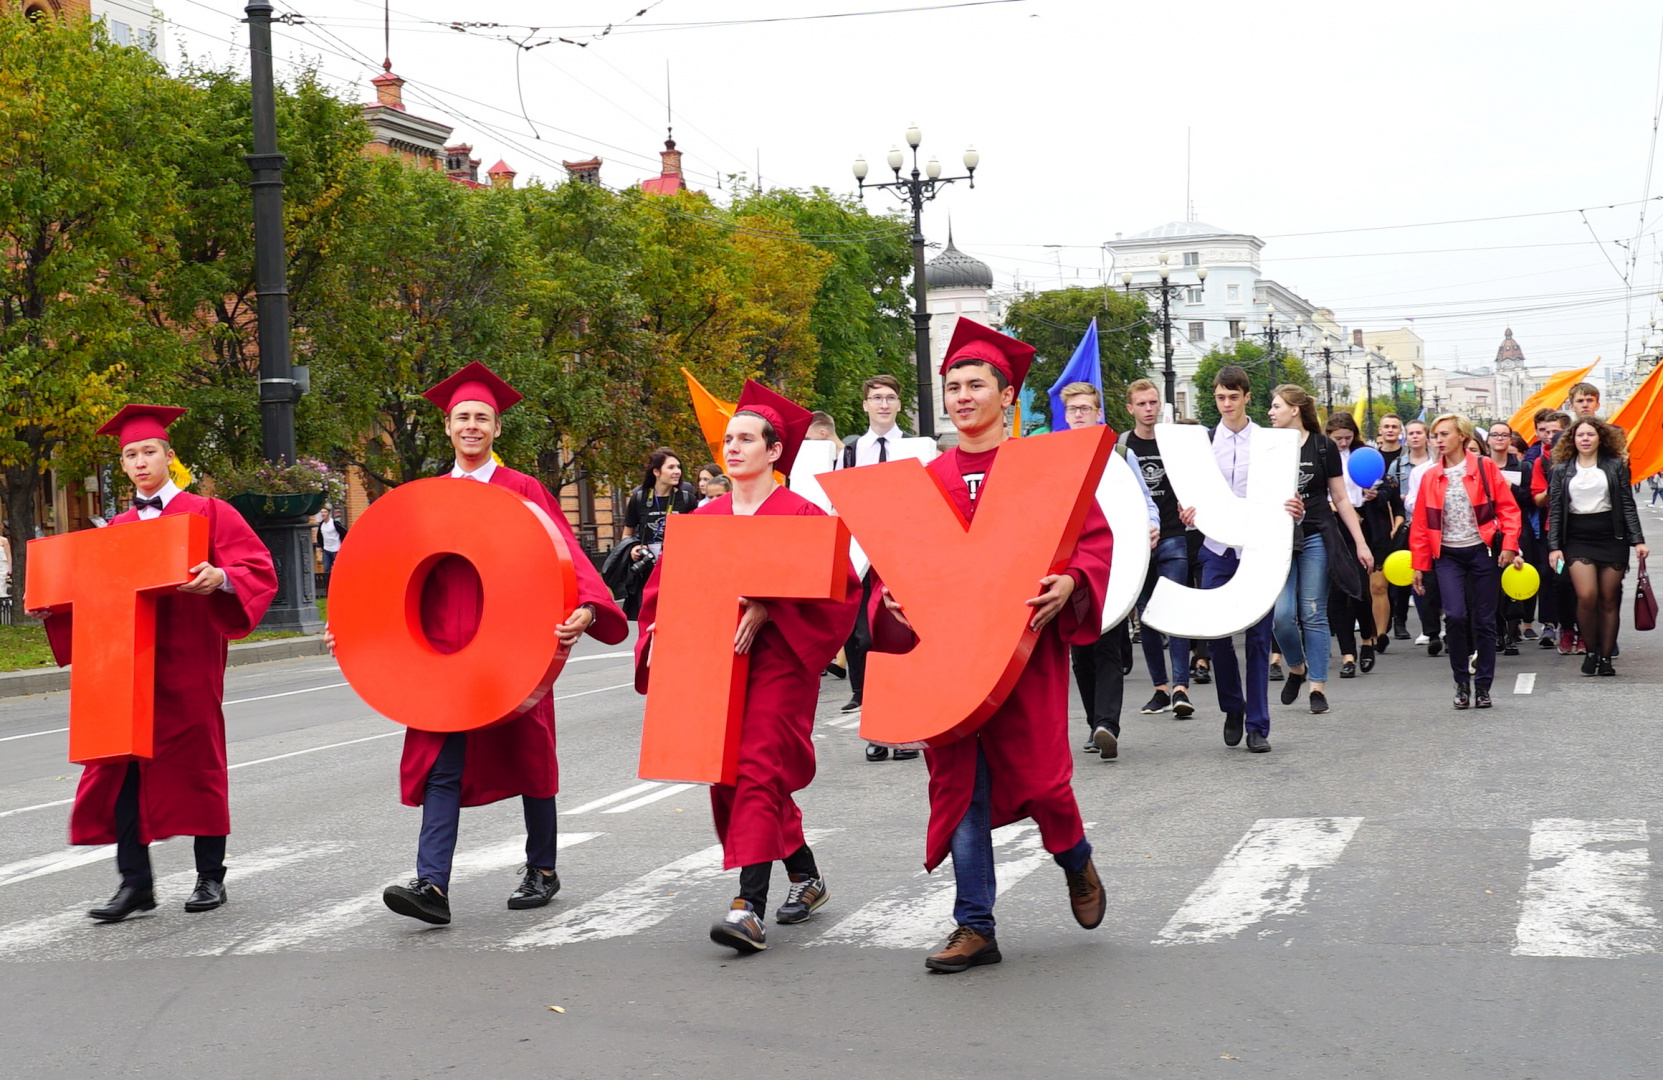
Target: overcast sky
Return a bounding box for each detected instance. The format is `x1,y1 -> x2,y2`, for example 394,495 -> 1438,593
158,0 -> 1663,389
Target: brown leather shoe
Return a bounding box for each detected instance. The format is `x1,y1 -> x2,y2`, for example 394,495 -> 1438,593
924,925 -> 1002,973
1065,859 -> 1106,929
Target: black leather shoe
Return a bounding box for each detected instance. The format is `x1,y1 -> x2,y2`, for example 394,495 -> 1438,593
1223,710 -> 1244,747
1375,635 -> 1390,654
1341,659 -> 1358,679
383,878 -> 451,925
1428,637 -> 1444,657
823,663 -> 846,679
1190,661 -> 1211,684
1308,690 -> 1329,714
1453,683 -> 1471,710
184,877 -> 227,913
841,696 -> 862,713
1279,669 -> 1306,705
891,747 -> 920,761
1359,644 -> 1374,672
89,884 -> 157,922
1474,686 -> 1492,708
865,743 -> 890,762
508,866 -> 560,909
1245,729 -> 1272,753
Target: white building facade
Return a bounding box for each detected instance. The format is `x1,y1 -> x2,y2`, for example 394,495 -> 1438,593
92,0 -> 162,60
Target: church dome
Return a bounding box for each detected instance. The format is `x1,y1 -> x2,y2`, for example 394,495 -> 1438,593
1495,327 -> 1525,364
925,233 -> 993,290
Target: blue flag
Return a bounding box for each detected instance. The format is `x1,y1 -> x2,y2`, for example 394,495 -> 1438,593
1047,318 -> 1102,432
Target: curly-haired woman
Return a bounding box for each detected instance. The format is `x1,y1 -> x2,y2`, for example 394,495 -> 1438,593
1546,416 -> 1649,676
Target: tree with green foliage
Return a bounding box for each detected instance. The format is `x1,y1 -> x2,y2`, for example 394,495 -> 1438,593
0,15 -> 193,596
1192,340 -> 1314,427
1000,287 -> 1151,431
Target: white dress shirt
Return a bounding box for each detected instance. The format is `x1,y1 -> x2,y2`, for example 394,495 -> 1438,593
451,457 -> 498,483
843,426 -> 907,469
135,480 -> 235,594
1204,419 -> 1258,555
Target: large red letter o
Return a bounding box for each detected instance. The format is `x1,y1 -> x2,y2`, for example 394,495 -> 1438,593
329,479 -> 578,732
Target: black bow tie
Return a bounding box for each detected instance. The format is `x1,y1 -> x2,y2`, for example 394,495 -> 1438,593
133,496 -> 164,511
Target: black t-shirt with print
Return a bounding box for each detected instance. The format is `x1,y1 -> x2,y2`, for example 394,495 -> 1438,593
1123,431 -> 1185,540
1297,430 -> 1343,527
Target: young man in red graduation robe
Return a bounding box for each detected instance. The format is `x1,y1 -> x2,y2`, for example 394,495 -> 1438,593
868,320 -> 1114,973
41,405 -> 277,922
377,363 -> 628,925
634,381 -> 860,954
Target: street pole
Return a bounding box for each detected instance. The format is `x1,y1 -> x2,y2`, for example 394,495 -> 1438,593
853,129 -> 978,441
245,2 -> 320,633
1363,354 -> 1375,438
1322,346 -> 1333,411
1159,283 -> 1175,409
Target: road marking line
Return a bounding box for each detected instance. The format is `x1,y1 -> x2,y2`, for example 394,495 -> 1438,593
0,727 -> 68,744
0,844 -> 338,956
1515,673 -> 1536,694
562,782 -> 662,816
229,728 -> 401,769
603,783 -> 697,813
230,833 -> 599,955
1156,816 -> 1363,945
506,829 -> 834,951
0,845 -> 116,889
564,651 -> 633,664
224,682 -> 350,705
1514,818 -> 1658,958
554,681 -> 634,701
0,798 -> 72,820
810,824 -> 1041,950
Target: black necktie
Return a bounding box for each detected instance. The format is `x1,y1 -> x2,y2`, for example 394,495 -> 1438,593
878,437 -> 888,463
133,496 -> 163,511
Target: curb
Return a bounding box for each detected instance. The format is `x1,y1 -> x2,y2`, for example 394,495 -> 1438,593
0,634 -> 328,699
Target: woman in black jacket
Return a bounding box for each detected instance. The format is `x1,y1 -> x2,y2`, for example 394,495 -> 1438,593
1546,417 -> 1649,675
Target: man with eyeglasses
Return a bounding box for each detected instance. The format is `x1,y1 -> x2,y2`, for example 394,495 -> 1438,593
837,374 -> 922,762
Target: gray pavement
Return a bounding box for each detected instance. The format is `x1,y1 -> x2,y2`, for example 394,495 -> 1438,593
3,556 -> 1663,1077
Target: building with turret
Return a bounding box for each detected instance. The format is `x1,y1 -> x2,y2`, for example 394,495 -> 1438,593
924,231 -> 996,437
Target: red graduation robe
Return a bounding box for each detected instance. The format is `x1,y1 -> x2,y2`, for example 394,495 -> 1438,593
398,465 -> 628,807
634,486 -> 860,870
46,492 -> 278,846
868,445 -> 1114,871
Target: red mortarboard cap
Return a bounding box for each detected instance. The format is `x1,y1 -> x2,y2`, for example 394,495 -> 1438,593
97,404 -> 187,447
422,361 -> 523,415
734,379 -> 813,475
939,318 -> 1036,393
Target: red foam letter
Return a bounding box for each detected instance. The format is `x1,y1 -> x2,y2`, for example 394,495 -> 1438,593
638,514 -> 850,786
25,514 -> 209,765
817,425 -> 1110,748
329,478 -> 578,732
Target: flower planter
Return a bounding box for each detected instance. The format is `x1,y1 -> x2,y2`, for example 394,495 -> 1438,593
228,491 -> 327,522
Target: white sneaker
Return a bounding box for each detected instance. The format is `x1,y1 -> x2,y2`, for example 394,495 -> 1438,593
1415,634 -> 1430,646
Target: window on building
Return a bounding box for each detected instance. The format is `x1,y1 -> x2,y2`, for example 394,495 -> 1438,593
1188,322 -> 1205,342
1183,251 -> 1199,266
1226,283 -> 1242,303
1177,390 -> 1189,418
1186,286 -> 1204,304
1229,319 -> 1243,340
108,20 -> 132,46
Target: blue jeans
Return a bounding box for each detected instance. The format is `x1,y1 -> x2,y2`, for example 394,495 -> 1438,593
1273,532 -> 1331,683
1197,546 -> 1274,736
1138,536 -> 1192,687
417,733 -> 560,892
950,747 -> 1091,937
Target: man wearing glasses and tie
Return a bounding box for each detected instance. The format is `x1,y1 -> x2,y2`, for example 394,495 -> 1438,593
834,374 -> 922,763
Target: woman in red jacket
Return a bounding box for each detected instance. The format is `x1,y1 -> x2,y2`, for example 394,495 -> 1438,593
1409,413 -> 1524,709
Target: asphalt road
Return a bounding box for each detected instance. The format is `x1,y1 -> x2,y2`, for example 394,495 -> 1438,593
5,536 -> 1663,1078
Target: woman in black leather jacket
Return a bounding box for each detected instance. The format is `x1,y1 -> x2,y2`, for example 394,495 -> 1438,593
1546,417 -> 1649,675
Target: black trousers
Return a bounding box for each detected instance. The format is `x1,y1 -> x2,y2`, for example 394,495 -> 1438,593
738,843 -> 818,911
1328,588 -> 1376,657
845,574 -> 874,697
114,762 -> 226,890
1070,620 -> 1129,738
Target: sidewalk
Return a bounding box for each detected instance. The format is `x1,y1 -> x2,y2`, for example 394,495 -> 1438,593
0,634 -> 328,699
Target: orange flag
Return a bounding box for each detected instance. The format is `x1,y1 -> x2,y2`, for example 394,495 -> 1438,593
1613,361 -> 1663,482
1508,360 -> 1598,444
682,367 -> 735,466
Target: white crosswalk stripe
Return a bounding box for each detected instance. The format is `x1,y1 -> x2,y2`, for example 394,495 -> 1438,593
0,845 -> 116,889
1156,816 -> 1364,945
1513,818 -> 1659,958
227,832 -> 601,955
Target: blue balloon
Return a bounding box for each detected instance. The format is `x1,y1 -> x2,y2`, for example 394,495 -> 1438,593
1347,445 -> 1385,488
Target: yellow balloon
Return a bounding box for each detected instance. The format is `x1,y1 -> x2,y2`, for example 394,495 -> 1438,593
1383,549 -> 1414,587
1502,562 -> 1541,601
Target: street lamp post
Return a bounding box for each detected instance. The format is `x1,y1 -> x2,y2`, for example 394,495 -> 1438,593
1121,252 -> 1206,415
1258,305 -> 1296,388
245,2 -> 320,633
854,126 -> 978,440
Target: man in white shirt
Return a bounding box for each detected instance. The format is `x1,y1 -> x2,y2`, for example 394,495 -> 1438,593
835,374 -> 920,763
1180,367 -> 1303,754
315,506 -> 347,577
